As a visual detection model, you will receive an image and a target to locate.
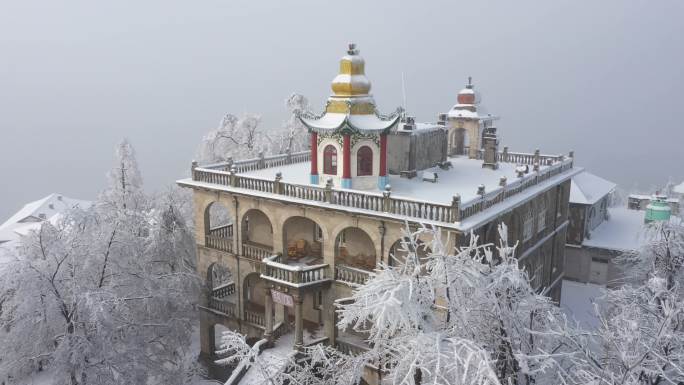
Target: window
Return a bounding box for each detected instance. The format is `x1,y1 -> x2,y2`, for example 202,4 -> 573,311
537,204 -> 547,234
323,145 -> 337,175
357,146 -> 373,176
523,209 -> 534,242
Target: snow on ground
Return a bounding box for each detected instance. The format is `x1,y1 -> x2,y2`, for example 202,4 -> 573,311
583,208 -> 645,252
242,156 -> 547,204
238,333 -> 296,385
560,279 -> 604,330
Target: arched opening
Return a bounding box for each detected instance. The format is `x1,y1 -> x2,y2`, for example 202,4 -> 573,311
243,273 -> 268,327
241,209 -> 274,259
335,227 -> 376,271
388,238 -> 432,267
282,216 -> 323,265
356,146 -> 373,176
323,145 -> 338,175
204,202 -> 233,252
207,263 -> 233,290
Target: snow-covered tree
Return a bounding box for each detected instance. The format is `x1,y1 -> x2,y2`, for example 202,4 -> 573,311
197,113 -> 270,163
100,138 -> 146,212
212,223 -> 572,385
273,93 -> 310,155
0,143 -> 201,385
559,218 -> 684,385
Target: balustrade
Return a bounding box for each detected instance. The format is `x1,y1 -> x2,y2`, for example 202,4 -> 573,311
261,254 -> 330,287
212,282 -> 235,298
244,309 -> 265,328
335,264 -> 374,286
242,243 -> 273,261
208,297 -> 237,318
191,150 -> 574,225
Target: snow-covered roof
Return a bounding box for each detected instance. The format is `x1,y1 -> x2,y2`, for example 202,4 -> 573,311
583,207 -> 645,252
0,193 -> 91,244
672,181 -> 684,194
300,111 -> 400,133
241,156 -> 550,205
447,108 -> 478,119
569,171 -> 616,205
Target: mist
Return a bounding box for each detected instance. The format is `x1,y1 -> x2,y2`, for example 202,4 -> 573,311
1,0 -> 682,219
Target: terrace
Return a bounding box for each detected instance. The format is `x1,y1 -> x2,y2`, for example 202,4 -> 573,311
181,148 -> 577,232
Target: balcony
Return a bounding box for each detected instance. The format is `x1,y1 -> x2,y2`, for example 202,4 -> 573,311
261,254 -> 331,288
334,264 -> 374,286
242,242 -> 273,261
205,224 -> 234,253
207,281 -> 237,318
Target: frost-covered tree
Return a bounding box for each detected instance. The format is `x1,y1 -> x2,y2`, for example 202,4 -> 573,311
100,138 -> 146,212
560,218 -> 684,385
0,143 -> 201,385
197,113 -> 271,163
213,224 -> 572,385
273,93 -> 310,155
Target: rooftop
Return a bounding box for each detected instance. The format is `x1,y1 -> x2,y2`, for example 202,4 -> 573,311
0,193 -> 91,244
243,156 -> 540,205
180,149 -> 577,231
570,171 -> 617,205
583,207 -> 645,252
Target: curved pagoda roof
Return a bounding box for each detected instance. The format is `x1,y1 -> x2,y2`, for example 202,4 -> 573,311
299,44 -> 402,134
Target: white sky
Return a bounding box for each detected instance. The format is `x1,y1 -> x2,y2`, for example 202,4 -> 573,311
1,0 -> 683,219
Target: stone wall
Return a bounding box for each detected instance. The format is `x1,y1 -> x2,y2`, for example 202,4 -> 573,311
387,128 -> 447,175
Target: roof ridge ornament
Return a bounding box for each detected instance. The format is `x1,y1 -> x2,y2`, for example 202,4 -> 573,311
347,43 -> 358,55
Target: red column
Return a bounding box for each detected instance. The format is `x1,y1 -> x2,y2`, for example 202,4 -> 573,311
379,133 -> 387,176
310,131 -> 318,175
342,134 -> 351,188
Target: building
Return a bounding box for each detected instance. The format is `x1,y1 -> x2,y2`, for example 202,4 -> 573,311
177,44 -> 578,376
0,193 -> 91,246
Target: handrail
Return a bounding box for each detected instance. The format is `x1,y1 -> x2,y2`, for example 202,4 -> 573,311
191,149 -> 574,225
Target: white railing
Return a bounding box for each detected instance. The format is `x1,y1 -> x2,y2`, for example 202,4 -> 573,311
205,224 -> 234,253
335,264 -> 374,286
242,243 -> 273,261
261,254 -> 330,287
191,150 -> 574,224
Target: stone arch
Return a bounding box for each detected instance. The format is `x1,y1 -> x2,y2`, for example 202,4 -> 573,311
204,201 -> 233,236
282,216 -> 324,263
388,237 -> 432,267
242,272 -> 266,311
334,227 -> 377,271
241,208 -> 274,249
207,262 -> 233,290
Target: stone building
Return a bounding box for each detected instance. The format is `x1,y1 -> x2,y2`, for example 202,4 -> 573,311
177,44 -> 578,381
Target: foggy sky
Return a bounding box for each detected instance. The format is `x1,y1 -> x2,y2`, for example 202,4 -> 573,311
1,0 -> 683,220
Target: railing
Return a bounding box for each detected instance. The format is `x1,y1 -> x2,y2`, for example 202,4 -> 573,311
212,282 -> 235,298
208,297 -> 237,318
205,224 -> 234,253
335,339 -> 370,356
244,309 -> 265,328
191,149 -> 574,225
272,321 -> 286,341
242,243 -> 273,261
335,264 -> 374,286
261,254 -> 331,287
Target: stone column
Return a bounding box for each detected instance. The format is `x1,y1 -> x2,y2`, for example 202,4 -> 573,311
378,133 -> 388,189
263,287 -> 274,342
310,131 -> 319,184
342,134 -> 352,189
293,294 -> 304,350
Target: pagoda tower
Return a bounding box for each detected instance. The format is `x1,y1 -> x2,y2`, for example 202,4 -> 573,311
446,77 -> 482,159
299,44 -> 402,190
